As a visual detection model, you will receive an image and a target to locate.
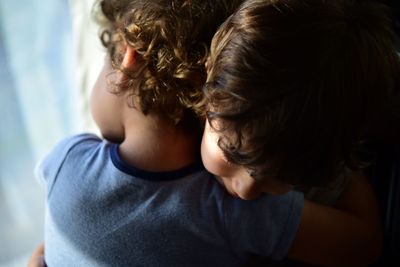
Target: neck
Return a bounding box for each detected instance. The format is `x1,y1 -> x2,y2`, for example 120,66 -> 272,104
118,111 -> 200,172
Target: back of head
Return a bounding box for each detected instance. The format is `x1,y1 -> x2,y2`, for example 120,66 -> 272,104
205,0 -> 400,187
96,0 -> 244,132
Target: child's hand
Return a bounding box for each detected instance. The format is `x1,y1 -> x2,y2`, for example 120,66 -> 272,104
27,243 -> 45,267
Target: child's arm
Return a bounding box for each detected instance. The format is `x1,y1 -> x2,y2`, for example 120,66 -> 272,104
288,171 -> 382,267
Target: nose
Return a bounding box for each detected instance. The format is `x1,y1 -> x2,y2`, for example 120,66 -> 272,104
231,176 -> 259,200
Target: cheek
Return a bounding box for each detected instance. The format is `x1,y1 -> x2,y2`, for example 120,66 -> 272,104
200,131 -> 232,177
90,79 -> 102,129
90,64 -> 124,142
91,67 -> 110,131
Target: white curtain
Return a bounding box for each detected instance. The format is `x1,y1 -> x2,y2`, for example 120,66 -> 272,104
0,0 -> 102,265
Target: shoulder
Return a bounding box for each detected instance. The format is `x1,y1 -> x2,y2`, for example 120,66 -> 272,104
48,133 -> 102,158
302,170 -> 350,206
56,133 -> 102,151
40,133 -> 102,166
35,133 -> 103,190
223,190 -> 304,260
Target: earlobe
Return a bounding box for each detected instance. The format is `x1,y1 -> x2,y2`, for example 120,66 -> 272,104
121,46 -> 136,69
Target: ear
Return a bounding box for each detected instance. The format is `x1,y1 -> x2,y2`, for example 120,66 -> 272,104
121,45 -> 137,69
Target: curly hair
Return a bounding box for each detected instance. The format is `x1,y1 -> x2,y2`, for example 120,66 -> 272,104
96,0 -> 243,131
204,0 -> 400,187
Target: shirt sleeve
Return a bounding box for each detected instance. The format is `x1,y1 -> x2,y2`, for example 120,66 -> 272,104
303,170 -> 350,206
34,133 -> 100,195
223,190 -> 304,261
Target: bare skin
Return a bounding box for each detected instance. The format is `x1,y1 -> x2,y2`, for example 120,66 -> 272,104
201,120 -> 382,266
90,50 -> 198,173
27,174 -> 382,267
27,244 -> 45,267
290,172 -> 382,267
29,46 -> 382,267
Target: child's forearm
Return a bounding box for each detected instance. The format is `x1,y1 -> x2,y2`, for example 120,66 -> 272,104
288,172 -> 382,267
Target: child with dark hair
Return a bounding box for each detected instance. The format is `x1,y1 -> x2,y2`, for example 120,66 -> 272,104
202,0 -> 400,265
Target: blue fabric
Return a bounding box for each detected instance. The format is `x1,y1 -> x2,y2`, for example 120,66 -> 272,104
110,144 -> 204,180
36,134 -> 304,267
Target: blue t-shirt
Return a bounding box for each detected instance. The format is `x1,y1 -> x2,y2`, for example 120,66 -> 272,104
36,134 -> 304,267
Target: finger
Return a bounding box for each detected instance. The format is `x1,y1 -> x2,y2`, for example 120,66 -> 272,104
27,243 -> 45,267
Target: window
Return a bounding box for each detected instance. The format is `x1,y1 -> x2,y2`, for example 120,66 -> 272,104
0,0 -> 101,264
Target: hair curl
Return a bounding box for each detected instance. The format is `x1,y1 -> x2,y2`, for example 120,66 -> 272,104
96,0 -> 243,131
205,0 -> 400,187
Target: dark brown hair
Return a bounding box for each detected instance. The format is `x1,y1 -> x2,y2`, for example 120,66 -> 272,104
97,0 -> 243,131
205,0 -> 400,187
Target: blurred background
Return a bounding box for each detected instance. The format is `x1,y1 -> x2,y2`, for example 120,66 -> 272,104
0,0 -> 103,265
